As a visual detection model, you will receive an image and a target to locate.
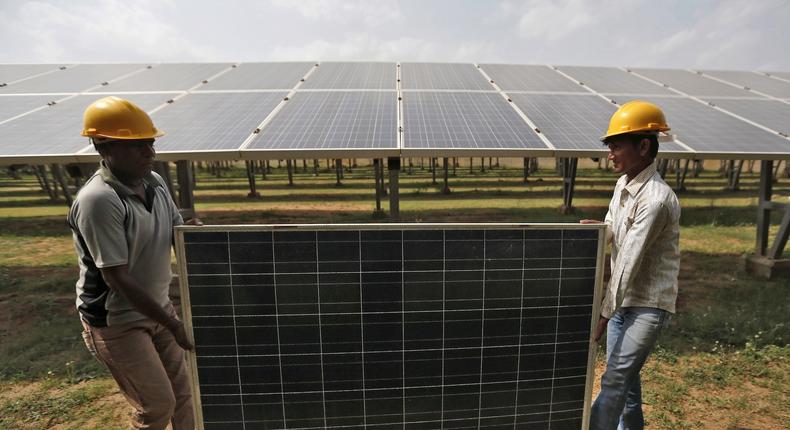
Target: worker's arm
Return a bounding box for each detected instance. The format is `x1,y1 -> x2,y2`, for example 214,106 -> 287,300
100,265 -> 193,350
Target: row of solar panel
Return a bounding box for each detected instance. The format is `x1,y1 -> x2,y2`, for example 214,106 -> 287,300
4,62 -> 790,95
0,63 -> 789,163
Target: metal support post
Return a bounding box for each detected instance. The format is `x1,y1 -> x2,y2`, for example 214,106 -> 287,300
245,161 -> 260,198
442,157 -> 451,194
335,159 -> 342,186
51,164 -> 73,206
560,158 -> 578,214
675,159 -> 690,191
372,159 -> 385,218
388,157 -> 400,221
176,160 -> 195,220
286,159 -> 294,186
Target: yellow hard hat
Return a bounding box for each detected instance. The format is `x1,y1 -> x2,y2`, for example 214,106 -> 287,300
81,96 -> 164,140
601,100 -> 670,142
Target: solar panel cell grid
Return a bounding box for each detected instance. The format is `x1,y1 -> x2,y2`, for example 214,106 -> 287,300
631,68 -> 753,98
400,63 -> 494,91
705,98 -> 790,135
196,62 -> 314,91
0,64 -> 62,85
0,95 -> 57,122
180,225 -> 601,430
701,70 -> 790,98
151,92 -> 287,153
610,95 -> 790,154
301,62 -> 396,90
92,63 -> 232,92
249,91 -> 397,150
0,93 -> 171,156
0,64 -> 146,94
479,64 -> 586,93
401,92 -> 548,150
556,66 -> 675,95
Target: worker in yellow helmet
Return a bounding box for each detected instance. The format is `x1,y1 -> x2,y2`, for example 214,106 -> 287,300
582,100 -> 681,430
68,96 -> 194,430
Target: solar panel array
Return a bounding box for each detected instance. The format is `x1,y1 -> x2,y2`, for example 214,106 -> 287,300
177,224 -> 604,430
0,62 -> 789,162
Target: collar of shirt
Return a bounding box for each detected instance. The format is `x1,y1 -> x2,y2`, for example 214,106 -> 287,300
98,160 -> 161,197
623,161 -> 658,197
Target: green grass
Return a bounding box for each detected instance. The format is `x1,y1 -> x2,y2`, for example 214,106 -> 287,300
0,160 -> 787,429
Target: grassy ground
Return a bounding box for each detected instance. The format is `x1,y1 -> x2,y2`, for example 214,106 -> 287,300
0,158 -> 787,429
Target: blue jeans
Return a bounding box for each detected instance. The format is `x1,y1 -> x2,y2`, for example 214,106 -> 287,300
590,307 -> 670,430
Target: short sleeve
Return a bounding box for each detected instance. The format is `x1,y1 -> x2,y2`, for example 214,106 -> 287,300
69,189 -> 128,268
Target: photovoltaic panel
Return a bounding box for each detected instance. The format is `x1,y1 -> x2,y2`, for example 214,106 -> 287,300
479,64 -> 586,93
177,224 -> 603,430
556,66 -> 674,95
90,63 -> 232,92
510,93 -> 692,155
631,68 -> 752,98
400,63 -> 493,91
605,94 -> 790,156
701,70 -> 790,98
704,98 -> 790,136
0,64 -> 146,94
507,93 -> 612,152
0,95 -> 59,122
148,92 -> 287,154
401,92 -> 548,151
196,62 -> 314,91
248,91 -> 397,151
300,62 -> 396,90
0,93 -> 170,158
0,64 -> 62,85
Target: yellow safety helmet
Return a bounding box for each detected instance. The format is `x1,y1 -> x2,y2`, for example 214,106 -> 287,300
601,100 -> 669,142
81,96 -> 164,140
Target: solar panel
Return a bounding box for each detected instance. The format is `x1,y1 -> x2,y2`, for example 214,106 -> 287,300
704,98 -> 790,136
0,64 -> 146,94
700,70 -> 790,99
300,62 -> 396,90
0,64 -> 62,85
0,95 -> 59,122
177,224 -> 603,430
479,64 -> 586,93
605,94 -> 790,156
145,92 -> 287,155
401,92 -> 549,152
556,66 -> 674,95
196,63 -> 314,91
0,93 -> 170,159
90,63 -> 232,92
400,63 -> 493,91
247,91 -> 397,152
630,68 -> 752,98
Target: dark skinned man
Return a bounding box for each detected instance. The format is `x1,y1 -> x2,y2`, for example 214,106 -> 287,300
69,96 -> 194,430
581,100 -> 680,430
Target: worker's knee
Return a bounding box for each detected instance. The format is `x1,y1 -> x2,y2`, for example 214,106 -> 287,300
136,390 -> 176,429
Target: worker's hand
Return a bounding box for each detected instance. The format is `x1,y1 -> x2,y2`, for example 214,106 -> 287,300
167,319 -> 195,351
184,217 -> 204,226
593,316 -> 609,344
580,219 -> 603,224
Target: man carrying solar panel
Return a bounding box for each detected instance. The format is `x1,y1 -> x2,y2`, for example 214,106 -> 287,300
581,100 -> 680,430
68,96 -> 194,430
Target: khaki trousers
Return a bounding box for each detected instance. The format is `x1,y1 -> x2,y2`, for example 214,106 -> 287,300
81,305 -> 194,430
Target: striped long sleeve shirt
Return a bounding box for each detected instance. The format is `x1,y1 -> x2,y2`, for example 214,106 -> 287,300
601,162 -> 681,319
